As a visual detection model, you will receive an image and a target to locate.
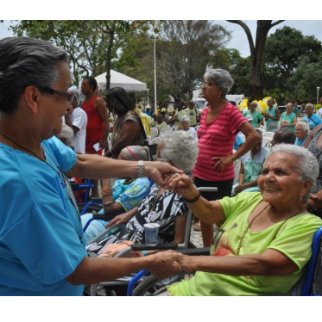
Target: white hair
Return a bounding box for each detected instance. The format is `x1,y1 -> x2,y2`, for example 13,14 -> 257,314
57,124 -> 74,147
296,120 -> 309,133
158,130 -> 198,173
181,116 -> 190,123
265,144 -> 319,200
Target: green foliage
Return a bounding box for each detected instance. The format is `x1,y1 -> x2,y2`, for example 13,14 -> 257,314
11,20 -> 154,88
263,26 -> 322,100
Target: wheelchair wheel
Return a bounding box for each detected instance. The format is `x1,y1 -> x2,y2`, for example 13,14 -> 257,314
133,274 -> 182,296
78,203 -> 103,215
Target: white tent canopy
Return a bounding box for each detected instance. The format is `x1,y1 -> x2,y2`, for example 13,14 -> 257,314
95,70 -> 147,92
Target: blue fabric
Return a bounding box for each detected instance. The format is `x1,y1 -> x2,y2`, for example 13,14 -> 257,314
0,136 -> 87,296
295,136 -> 308,147
303,114 -> 322,128
233,133 -> 244,151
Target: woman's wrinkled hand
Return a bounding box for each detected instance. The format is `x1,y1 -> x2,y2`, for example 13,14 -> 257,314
162,173 -> 195,196
99,241 -> 134,257
212,155 -> 235,172
177,255 -> 198,273
145,161 -> 183,186
106,213 -> 130,228
148,250 -> 183,279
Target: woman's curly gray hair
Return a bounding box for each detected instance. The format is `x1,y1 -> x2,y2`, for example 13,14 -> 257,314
158,130 -> 198,173
265,144 -> 319,200
204,66 -> 234,99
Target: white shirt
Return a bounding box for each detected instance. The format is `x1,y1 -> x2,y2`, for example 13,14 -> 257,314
317,108 -> 322,118
186,127 -> 198,141
70,107 -> 88,154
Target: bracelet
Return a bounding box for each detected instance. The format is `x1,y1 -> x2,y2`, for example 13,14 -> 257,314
142,250 -> 148,256
183,192 -> 201,203
138,160 -> 145,177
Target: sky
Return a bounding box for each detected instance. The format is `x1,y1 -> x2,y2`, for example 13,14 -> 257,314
2,19 -> 322,58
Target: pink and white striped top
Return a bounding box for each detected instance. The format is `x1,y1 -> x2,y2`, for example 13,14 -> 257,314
193,102 -> 246,181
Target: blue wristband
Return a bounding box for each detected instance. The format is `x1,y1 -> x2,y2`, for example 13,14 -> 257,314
142,250 -> 148,256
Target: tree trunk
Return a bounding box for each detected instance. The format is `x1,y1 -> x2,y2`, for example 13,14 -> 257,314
227,20 -> 284,100
105,21 -> 116,92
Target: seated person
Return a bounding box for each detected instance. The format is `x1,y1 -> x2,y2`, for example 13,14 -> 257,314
233,131 -> 268,195
295,120 -> 310,147
271,128 -> 296,146
303,103 -> 322,130
81,145 -> 151,243
87,130 -> 199,256
155,114 -> 168,134
178,117 -> 198,141
166,144 -> 322,295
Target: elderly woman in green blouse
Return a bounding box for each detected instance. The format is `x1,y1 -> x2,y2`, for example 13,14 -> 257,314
164,144 -> 322,296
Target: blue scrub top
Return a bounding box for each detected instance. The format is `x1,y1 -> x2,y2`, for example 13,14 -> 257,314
0,136 -> 87,295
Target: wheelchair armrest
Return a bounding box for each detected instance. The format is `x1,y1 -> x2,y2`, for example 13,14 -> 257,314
177,247 -> 210,255
131,243 -> 178,251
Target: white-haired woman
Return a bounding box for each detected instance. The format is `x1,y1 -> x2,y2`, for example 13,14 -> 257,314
193,66 -> 260,246
165,144 -> 322,295
303,103 -> 322,130
89,130 -> 199,256
295,120 -> 310,147
65,87 -> 88,154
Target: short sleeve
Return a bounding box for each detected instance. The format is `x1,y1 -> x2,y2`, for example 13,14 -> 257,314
2,200 -> 87,284
268,215 -> 322,270
116,178 -> 150,211
124,110 -> 140,124
43,136 -> 77,172
72,110 -> 87,130
228,104 -> 247,134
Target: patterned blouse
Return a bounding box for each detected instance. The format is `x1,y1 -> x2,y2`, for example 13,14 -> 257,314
111,110 -> 146,154
94,183 -> 188,251
308,127 -> 322,193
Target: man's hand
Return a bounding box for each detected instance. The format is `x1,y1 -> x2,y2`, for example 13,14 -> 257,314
147,251 -> 183,279
100,140 -> 109,150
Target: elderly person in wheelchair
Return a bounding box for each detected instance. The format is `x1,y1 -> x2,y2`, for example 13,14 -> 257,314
165,144 -> 322,295
81,145 -> 151,242
87,130 -> 199,257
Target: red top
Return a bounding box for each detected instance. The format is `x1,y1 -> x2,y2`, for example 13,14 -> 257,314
193,102 -> 246,181
81,96 -> 103,153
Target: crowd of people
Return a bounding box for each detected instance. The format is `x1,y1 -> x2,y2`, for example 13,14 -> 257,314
0,36 -> 322,296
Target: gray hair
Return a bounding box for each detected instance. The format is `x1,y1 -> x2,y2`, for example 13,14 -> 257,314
120,145 -> 150,161
181,116 -> 190,124
158,130 -> 198,173
296,120 -> 310,133
204,66 -> 234,99
265,144 -> 319,200
68,87 -> 82,106
305,103 -> 314,110
57,124 -> 73,147
0,37 -> 69,114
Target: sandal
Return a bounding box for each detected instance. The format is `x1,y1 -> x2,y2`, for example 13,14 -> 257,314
193,223 -> 201,231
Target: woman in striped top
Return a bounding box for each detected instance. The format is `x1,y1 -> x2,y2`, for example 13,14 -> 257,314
193,67 -> 260,247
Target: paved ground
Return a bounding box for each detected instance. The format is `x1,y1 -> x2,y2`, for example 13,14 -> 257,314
190,225 -> 203,248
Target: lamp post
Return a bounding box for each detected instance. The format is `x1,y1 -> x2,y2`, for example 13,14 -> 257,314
150,34 -> 159,115
317,87 -> 320,105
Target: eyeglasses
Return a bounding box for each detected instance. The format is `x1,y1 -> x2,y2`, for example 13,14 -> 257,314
203,82 -> 216,87
38,87 -> 75,104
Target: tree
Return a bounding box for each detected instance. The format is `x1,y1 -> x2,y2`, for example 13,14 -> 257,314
159,20 -> 230,101
263,26 -> 322,99
227,20 -> 284,99
11,20 -> 154,89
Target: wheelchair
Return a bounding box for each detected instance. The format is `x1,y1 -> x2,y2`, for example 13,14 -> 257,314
127,226 -> 322,296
